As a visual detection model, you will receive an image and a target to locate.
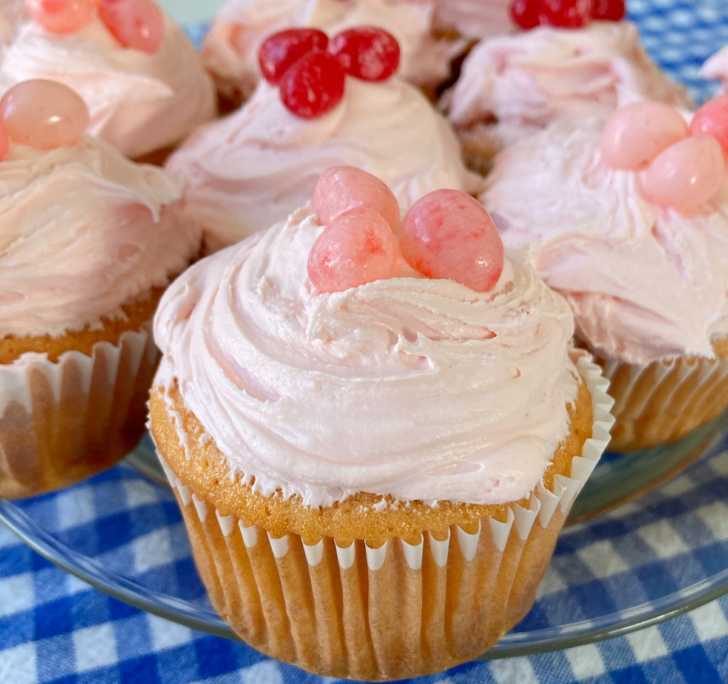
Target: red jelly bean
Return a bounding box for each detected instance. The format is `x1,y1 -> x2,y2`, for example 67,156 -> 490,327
279,51 -> 346,119
591,0 -> 626,21
510,0 -> 542,29
329,26 -> 400,82
257,28 -> 329,85
99,0 -> 165,55
540,0 -> 592,28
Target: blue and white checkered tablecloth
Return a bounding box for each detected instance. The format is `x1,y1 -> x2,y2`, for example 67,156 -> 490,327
4,2 -> 728,683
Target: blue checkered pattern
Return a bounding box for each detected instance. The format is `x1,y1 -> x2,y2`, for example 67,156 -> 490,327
4,2 -> 728,683
1,438 -> 727,684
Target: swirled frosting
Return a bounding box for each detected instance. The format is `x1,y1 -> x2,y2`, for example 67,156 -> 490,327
202,0 -> 464,100
166,78 -> 481,252
482,113 -> 728,366
154,206 -> 579,507
444,22 -> 689,155
0,1 -> 216,158
0,138 -> 200,338
432,0 -> 513,40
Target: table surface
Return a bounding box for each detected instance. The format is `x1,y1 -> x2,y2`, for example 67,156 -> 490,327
3,1 -> 728,682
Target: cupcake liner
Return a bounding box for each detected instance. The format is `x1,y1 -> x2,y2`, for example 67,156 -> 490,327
0,327 -> 158,498
156,355 -> 613,680
598,348 -> 728,451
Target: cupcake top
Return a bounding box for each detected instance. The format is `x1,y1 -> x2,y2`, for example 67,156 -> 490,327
0,81 -> 199,339
166,74 -> 480,252
482,104 -> 728,366
0,0 -> 216,158
444,21 -> 689,142
154,171 -> 579,507
202,0 -> 464,101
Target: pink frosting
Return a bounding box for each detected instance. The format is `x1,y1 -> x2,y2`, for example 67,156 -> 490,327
482,113 -> 728,366
166,77 -> 481,252
444,21 -> 689,156
0,138 -> 200,338
0,1 -> 216,158
153,206 -> 579,507
202,0 -> 465,100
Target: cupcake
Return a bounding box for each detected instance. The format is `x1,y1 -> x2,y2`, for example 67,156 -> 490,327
483,98 -> 728,451
443,8 -> 689,171
202,0 -> 466,107
149,168 -> 613,679
0,79 -> 200,499
0,0 -> 216,162
167,28 -> 480,253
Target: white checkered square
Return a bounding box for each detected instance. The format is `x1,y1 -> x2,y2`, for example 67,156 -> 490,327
73,624 -> 119,672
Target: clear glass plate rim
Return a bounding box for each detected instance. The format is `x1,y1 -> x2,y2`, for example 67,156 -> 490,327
2,492 -> 727,660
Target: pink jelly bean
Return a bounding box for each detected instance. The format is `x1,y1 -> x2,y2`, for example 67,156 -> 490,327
400,190 -> 504,292
0,122 -> 8,161
0,80 -> 90,149
690,95 -> 728,158
601,102 -> 688,170
99,0 -> 164,54
308,207 -> 399,293
312,166 -> 401,231
639,136 -> 725,214
25,0 -> 96,34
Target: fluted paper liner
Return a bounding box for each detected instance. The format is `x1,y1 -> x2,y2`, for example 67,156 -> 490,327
598,350 -> 728,451
157,355 -> 614,680
0,327 -> 158,498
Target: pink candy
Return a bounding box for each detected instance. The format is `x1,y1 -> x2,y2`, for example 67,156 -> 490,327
308,207 -> 399,293
0,123 -> 8,162
98,0 -> 164,55
25,0 -> 96,34
0,79 -> 90,150
603,98 -> 728,213
313,166 -> 401,231
640,136 -> 725,215
400,190 -> 504,292
690,95 -> 728,158
601,102 -> 688,170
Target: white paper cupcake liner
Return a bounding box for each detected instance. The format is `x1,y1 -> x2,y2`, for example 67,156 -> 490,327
154,354 -> 613,679
598,350 -> 728,451
0,327 -> 158,498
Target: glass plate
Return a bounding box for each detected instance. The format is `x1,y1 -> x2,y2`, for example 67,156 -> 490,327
1,417 -> 727,659
3,0 -> 728,665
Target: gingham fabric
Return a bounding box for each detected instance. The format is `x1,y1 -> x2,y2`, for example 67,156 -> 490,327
1,439 -> 727,684
3,2 -> 728,683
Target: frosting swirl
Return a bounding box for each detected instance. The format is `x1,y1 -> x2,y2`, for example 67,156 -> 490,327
154,207 -> 579,507
482,113 -> 728,365
203,0 -> 464,100
166,78 -> 481,252
0,139 -> 200,338
432,0 -> 513,40
444,22 -> 689,153
0,2 -> 216,158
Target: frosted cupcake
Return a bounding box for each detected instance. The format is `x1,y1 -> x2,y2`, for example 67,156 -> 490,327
483,98 -> 728,450
202,0 -> 467,106
168,28 -> 480,252
443,1 -> 689,170
0,0 -> 216,162
0,80 -> 200,498
150,167 -> 613,679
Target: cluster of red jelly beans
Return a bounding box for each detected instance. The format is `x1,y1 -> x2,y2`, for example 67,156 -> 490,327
601,96 -> 728,214
510,0 -> 625,29
0,79 -> 91,160
25,0 -> 164,54
257,26 -> 401,118
307,167 -> 505,295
